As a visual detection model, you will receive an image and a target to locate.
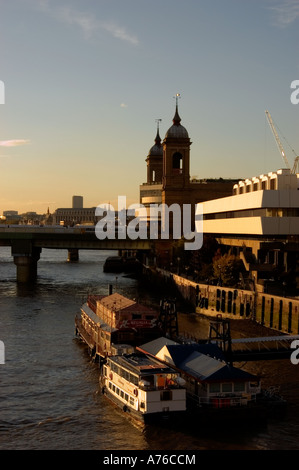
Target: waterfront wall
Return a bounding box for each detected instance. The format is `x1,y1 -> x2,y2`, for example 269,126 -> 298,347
152,267 -> 299,335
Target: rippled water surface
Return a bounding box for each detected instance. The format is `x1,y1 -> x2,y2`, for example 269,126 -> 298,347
0,247 -> 298,450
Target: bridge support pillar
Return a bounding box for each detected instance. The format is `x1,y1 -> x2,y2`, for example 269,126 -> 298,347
13,249 -> 41,283
67,249 -> 79,262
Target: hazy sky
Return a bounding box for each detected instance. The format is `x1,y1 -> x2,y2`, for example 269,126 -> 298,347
1,0 -> 298,213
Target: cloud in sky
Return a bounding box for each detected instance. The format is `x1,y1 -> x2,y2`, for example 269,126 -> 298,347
269,0 -> 299,26
120,103 -> 128,108
0,139 -> 30,147
102,22 -> 139,46
33,0 -> 139,45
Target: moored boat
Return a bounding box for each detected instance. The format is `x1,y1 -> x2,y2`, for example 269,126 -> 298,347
100,352 -> 186,425
75,292 -> 162,361
137,337 -> 280,426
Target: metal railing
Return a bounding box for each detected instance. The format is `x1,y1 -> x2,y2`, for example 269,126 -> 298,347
187,392 -> 256,408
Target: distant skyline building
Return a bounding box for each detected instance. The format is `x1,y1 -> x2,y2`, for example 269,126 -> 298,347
72,195 -> 83,209
1,210 -> 21,223
3,210 -> 19,216
54,195 -> 99,225
53,206 -> 98,226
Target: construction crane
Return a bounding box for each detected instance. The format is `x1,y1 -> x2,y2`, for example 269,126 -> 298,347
265,110 -> 299,173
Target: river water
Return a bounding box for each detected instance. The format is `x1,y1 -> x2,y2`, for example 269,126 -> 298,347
0,247 -> 298,451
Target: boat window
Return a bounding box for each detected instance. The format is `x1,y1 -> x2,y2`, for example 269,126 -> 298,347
103,366 -> 107,377
122,370 -> 130,382
234,382 -> 245,392
129,397 -> 135,406
141,375 -> 154,388
120,390 -> 124,399
145,315 -> 155,320
125,393 -> 129,402
222,383 -> 232,393
132,314 -> 141,320
140,402 -> 145,409
160,390 -> 172,401
209,383 -> 220,393
130,374 -> 139,386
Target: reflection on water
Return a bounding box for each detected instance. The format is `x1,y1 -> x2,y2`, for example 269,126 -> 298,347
0,247 -> 298,450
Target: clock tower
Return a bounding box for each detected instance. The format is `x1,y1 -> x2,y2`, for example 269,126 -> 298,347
162,94 -> 192,207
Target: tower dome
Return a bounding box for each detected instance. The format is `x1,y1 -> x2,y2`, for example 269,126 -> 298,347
148,128 -> 163,156
165,94 -> 189,139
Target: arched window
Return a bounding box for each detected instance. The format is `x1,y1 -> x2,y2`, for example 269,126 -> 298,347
172,152 -> 183,170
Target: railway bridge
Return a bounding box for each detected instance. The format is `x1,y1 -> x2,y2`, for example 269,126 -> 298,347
0,226 -> 158,283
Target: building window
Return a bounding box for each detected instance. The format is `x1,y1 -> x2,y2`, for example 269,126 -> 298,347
270,179 -> 277,190
172,152 -> 183,170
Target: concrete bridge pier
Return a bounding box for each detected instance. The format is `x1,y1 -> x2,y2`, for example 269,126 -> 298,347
67,249 -> 79,262
13,249 -> 41,283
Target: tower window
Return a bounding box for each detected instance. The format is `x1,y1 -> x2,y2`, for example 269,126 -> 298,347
172,152 -> 183,170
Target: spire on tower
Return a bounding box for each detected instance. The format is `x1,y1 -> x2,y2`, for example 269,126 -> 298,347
173,93 -> 181,125
155,118 -> 162,145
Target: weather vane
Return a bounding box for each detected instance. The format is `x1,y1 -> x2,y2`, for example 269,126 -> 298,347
155,118 -> 162,131
174,93 -> 181,106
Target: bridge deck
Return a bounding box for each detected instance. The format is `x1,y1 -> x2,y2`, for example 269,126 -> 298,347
227,334 -> 299,361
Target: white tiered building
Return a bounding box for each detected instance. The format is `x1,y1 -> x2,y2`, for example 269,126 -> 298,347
202,169 -> 299,236
201,168 -> 299,290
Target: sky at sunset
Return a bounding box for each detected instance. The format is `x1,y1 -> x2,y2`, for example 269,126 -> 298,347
0,0 -> 298,214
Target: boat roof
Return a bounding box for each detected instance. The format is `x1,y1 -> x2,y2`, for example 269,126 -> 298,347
138,337 -> 257,383
138,336 -> 226,362
109,353 -> 176,376
96,293 -> 157,315
177,349 -> 255,382
137,336 -> 179,355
